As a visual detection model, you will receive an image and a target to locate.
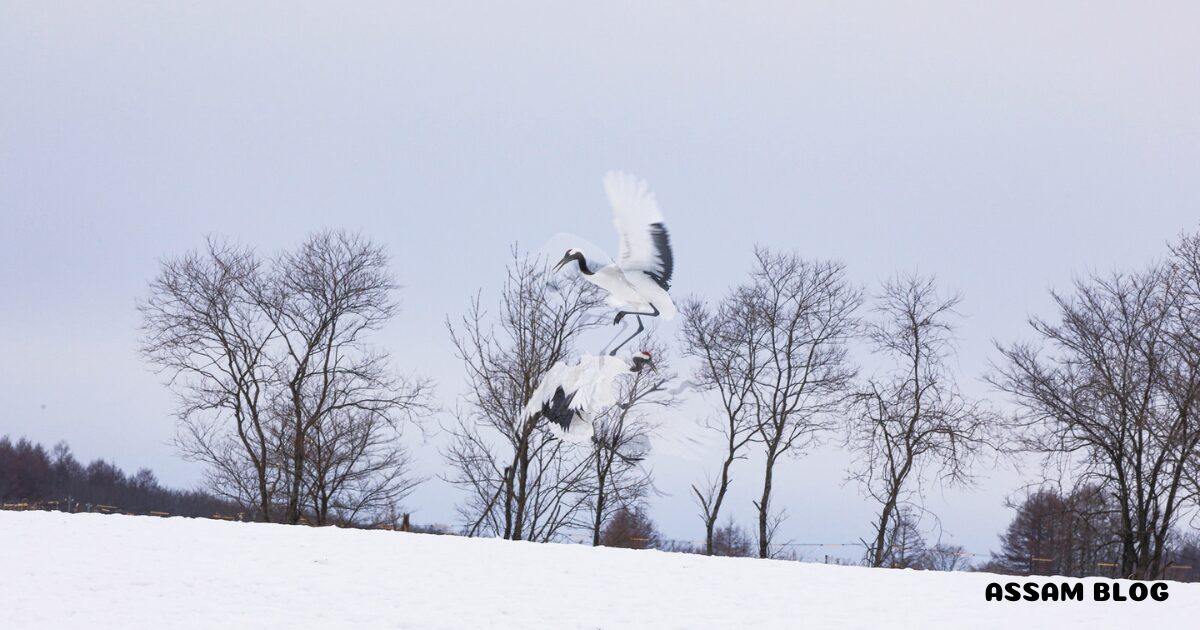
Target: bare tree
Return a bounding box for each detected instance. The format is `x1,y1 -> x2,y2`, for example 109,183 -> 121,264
682,249 -> 859,558
846,274 -> 995,567
991,252 -> 1200,579
139,239 -> 279,520
748,248 -> 861,558
1167,232 -> 1200,506
585,335 -> 674,546
679,286 -> 766,555
140,232 -> 429,524
304,403 -> 424,527
443,249 -> 604,541
252,231 -> 428,524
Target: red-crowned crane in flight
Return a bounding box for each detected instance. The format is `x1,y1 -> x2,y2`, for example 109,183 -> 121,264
553,172 -> 675,355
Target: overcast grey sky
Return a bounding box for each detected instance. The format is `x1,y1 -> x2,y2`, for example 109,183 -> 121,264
3,2 -> 1199,557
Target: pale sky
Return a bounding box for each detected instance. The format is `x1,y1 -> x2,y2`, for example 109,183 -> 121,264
3,2 -> 1199,559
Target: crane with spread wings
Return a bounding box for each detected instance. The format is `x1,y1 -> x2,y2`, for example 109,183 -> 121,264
553,172 -> 675,355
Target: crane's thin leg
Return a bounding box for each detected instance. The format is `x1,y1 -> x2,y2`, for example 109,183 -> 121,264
613,304 -> 660,325
608,315 -> 646,356
598,320 -> 631,355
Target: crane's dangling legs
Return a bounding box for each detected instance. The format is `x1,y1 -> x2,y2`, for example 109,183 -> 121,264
598,320 -> 631,355
608,314 -> 646,356
608,304 -> 661,356
613,303 -> 660,326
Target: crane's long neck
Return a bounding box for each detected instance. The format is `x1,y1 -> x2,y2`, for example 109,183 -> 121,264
571,252 -> 593,275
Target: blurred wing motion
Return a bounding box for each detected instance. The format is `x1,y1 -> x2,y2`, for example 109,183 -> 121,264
605,171 -> 674,292
539,231 -> 614,272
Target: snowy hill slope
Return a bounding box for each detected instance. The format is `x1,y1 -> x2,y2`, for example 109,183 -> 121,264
1,511 -> 1196,629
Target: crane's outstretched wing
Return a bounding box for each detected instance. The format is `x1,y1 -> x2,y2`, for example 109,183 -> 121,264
604,171 -> 674,291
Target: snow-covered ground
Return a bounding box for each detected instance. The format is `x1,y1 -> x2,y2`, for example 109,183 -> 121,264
2,511 -> 1196,629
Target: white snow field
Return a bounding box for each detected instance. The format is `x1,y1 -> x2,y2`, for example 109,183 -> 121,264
2,511 -> 1197,629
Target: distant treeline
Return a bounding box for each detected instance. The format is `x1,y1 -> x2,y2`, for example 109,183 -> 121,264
0,436 -> 239,518
0,436 -> 447,533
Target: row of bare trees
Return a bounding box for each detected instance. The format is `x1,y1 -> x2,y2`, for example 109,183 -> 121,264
140,229 -> 1200,578
438,238 -> 1200,576
139,231 -> 430,526
440,246 -> 984,562
677,235 -> 1200,577
680,249 -> 994,562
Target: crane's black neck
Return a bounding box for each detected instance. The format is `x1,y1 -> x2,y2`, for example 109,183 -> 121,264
569,251 -> 593,275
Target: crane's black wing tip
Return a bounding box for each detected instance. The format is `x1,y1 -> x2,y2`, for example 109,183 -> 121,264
648,222 -> 674,291
543,387 -> 580,431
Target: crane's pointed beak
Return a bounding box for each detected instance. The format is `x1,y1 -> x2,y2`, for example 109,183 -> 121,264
630,356 -> 655,373
553,253 -> 572,273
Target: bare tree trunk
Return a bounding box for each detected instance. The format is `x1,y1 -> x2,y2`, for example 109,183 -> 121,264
502,465 -> 514,539
592,474 -> 607,546
871,502 -> 892,567
697,447 -> 738,556
870,477 -> 905,568
755,448 -> 778,558
287,418 -> 305,523
511,422 -> 534,541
